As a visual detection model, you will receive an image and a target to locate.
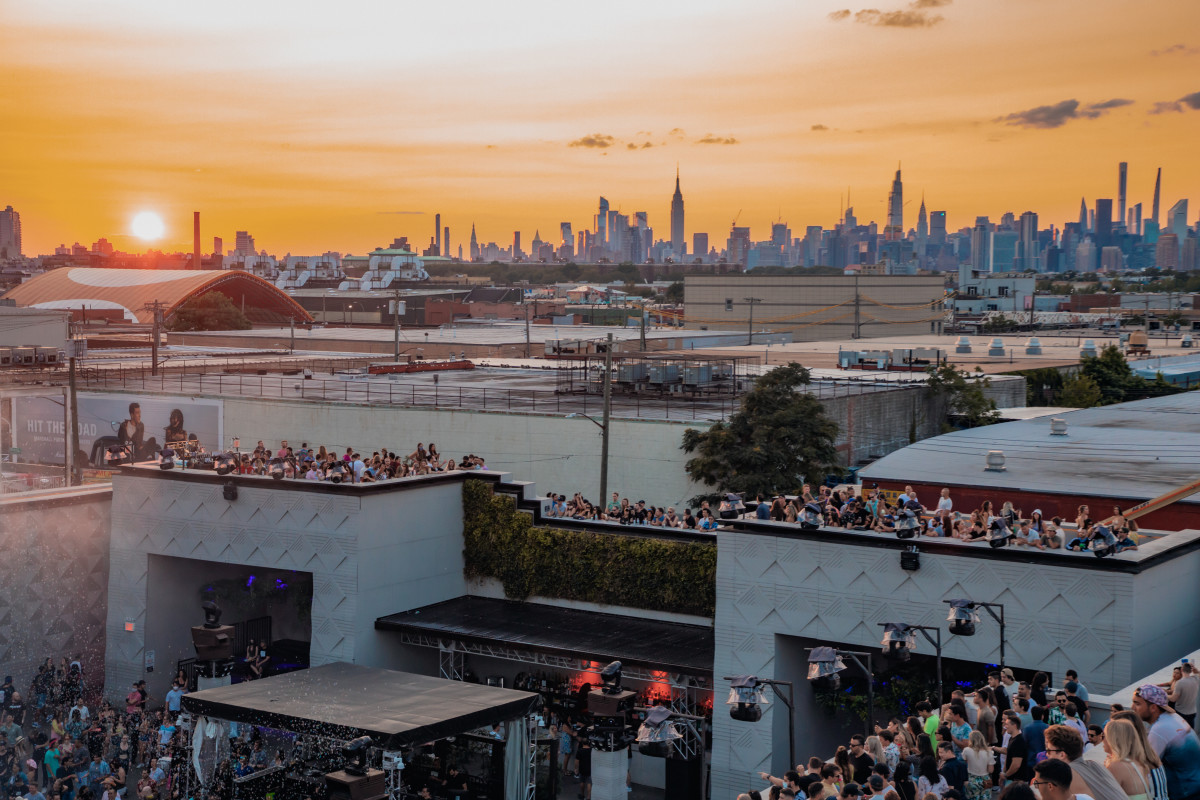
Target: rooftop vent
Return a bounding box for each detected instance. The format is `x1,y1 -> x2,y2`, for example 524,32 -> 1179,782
1080,339 -> 1098,358
955,336 -> 972,354
1025,337 -> 1042,355
988,338 -> 1006,357
985,450 -> 1006,472
1050,418 -> 1068,436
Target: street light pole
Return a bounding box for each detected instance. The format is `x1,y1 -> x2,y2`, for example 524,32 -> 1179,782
600,332 -> 613,504
944,599 -> 1007,669
880,623 -> 943,705
394,287 -> 402,362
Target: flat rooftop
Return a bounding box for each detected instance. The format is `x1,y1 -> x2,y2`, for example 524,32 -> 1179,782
692,331 -> 1200,375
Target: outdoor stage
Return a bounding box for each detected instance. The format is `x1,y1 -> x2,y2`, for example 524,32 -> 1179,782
180,662 -> 543,800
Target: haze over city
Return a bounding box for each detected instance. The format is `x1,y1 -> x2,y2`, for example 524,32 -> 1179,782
4,0 -> 1200,254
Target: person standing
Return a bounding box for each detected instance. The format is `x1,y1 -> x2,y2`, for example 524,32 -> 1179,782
1132,684 -> 1200,800
1167,662 -> 1198,730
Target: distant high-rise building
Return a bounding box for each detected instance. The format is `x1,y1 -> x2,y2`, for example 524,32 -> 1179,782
1133,204 -> 1142,237
803,226 -> 822,267
513,231 -> 522,260
1118,162 -> 1128,228
1094,199 -> 1113,248
916,196 -> 928,261
1079,198 -> 1089,233
0,205 -> 21,258
930,211 -> 947,245
1156,234 -> 1179,269
1182,235 -> 1198,272
1152,168 -> 1162,227
560,222 -> 573,258
670,169 -> 685,256
1169,199 -> 1189,260
597,197 -> 609,246
1016,211 -> 1040,271
970,217 -> 991,272
886,167 -> 903,241
470,223 -> 479,260
213,236 -> 223,257
1101,246 -> 1125,272
435,213 -> 442,256
728,227 -> 751,265
444,227 -> 450,260
692,233 -> 708,263
1076,236 -> 1099,272
844,206 -> 857,230
234,231 -> 256,256
771,223 -> 790,248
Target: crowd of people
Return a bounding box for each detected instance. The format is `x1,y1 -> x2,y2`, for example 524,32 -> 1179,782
739,664 -> 1200,800
541,483 -> 1145,553
229,440 -> 488,483
0,660 -> 195,800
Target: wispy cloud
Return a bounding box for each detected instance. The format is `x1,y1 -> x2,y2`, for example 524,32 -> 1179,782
1151,43 -> 1200,57
998,98 -> 1134,129
830,0 -> 952,28
811,124 -> 829,131
568,133 -> 615,148
1149,91 -> 1200,114
697,133 -> 738,145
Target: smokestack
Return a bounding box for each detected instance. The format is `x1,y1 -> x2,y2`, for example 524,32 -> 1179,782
193,211 -> 202,270
1152,167 -> 1162,226
435,213 -> 441,255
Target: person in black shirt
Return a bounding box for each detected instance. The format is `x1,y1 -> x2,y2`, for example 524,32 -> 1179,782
576,739 -> 592,800
848,735 -> 875,784
994,712 -> 1031,783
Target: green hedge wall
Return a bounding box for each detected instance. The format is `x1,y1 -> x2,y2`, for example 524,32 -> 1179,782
462,479 -> 717,618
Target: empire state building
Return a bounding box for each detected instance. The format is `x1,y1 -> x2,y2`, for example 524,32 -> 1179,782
670,168 -> 685,257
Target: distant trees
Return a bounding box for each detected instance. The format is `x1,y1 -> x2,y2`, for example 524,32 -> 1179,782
925,363 -> 1001,429
166,292 -> 251,332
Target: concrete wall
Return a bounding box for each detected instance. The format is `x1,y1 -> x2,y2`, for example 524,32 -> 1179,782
709,523 -> 1200,798
104,469 -> 467,702
684,275 -> 946,341
0,486 -> 111,695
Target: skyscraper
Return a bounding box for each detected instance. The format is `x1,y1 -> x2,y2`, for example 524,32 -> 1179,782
513,231 -> 521,260
234,231 -> 256,255
435,213 -> 442,255
469,223 -> 479,260
1117,162 -> 1128,229
1016,211 -> 1039,271
1169,199 -> 1189,260
1094,199 -> 1113,248
597,197 -> 609,246
886,167 -> 903,241
0,206 -> 21,259
670,168 -> 685,256
1152,168 -> 1162,227
970,217 -> 991,273
916,196 -> 928,262
930,211 -> 947,245
1133,204 -> 1142,237
444,227 -> 450,260
1079,198 -> 1088,232
560,222 -> 573,257
692,233 -> 708,263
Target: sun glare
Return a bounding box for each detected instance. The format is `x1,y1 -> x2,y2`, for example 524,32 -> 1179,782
131,211 -> 165,241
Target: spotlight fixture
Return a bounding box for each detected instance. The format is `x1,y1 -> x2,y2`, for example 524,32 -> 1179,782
800,502 -> 823,530
340,736 -> 375,776
880,623 -> 916,662
987,521 -> 1010,549
105,444 -> 132,466
727,675 -> 768,722
214,452 -> 238,476
202,600 -> 223,628
806,646 -> 846,692
222,481 -> 238,502
190,601 -> 235,661
157,448 -> 175,471
268,457 -> 285,480
599,661 -> 623,694
900,545 -> 921,570
635,706 -> 681,758
329,463 -> 346,484
945,599 -> 979,636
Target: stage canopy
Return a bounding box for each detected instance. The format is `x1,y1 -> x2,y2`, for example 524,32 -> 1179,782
376,596 -> 714,676
180,662 -> 541,748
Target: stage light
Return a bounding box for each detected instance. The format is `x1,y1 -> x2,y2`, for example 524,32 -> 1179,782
202,600 -> 223,628
214,452 -> 238,476
105,444 -> 132,466
881,623 -> 916,662
599,661 -> 623,694
268,457 -> 285,480
800,502 -> 823,530
987,520 -> 1010,548
329,463 -> 346,484
341,736 -> 374,776
223,481 -> 238,502
946,600 -> 979,636
158,448 -> 175,470
806,646 -> 846,691
636,706 -> 681,758
1093,544 -> 1114,558
191,601 -> 235,661
900,546 -> 921,570
727,675 -> 768,722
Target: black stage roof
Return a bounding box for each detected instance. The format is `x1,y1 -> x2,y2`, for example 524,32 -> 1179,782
375,596 -> 714,676
180,662 -> 541,748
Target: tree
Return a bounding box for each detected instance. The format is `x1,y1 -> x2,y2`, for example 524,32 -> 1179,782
925,364 -> 1001,429
665,281 -> 684,304
559,262 -> 581,282
166,292 -> 252,332
1077,344 -> 1181,405
680,363 -> 839,502
1058,374 -> 1102,408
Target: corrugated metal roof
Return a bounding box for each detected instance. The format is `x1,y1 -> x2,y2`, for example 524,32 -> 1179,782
860,392 -> 1200,503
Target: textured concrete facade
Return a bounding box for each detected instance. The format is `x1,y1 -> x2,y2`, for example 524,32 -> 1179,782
104,470 -> 467,702
0,486 -> 112,690
710,524 -> 1200,798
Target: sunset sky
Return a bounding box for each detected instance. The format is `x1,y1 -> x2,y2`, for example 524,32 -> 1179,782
3,0 -> 1199,256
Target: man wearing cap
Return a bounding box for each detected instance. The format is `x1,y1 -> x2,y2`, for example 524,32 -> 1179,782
840,783 -> 864,800
1133,683 -> 1200,800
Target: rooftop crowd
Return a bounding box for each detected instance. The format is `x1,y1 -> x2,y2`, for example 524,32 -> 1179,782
542,483 -> 1146,553
741,663 -> 1200,800
228,440 -> 488,483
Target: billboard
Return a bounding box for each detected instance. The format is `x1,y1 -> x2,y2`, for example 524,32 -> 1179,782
14,393 -> 223,467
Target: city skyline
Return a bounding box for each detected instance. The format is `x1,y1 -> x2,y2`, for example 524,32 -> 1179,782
3,0 -> 1200,254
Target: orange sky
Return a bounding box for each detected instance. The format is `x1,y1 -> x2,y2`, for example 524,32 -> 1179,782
3,0 -> 1199,256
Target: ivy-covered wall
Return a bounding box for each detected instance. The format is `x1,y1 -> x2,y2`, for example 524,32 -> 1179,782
462,480 -> 717,618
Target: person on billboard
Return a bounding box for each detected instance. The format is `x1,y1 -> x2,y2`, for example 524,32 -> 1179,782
118,403 -> 159,460
163,409 -> 187,447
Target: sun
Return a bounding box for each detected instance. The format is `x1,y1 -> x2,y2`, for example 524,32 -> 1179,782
131,211 -> 165,241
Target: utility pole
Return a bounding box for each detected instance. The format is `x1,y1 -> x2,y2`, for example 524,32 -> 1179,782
525,302 -> 532,359
853,272 -> 862,339
394,287 -> 402,362
289,316 -> 295,354
68,356 -> 80,486
600,332 -> 613,505
744,297 -> 762,345
144,300 -> 167,376
639,307 -> 647,351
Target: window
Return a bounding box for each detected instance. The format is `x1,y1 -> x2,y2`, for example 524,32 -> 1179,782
967,287 -> 978,297
725,298 -> 733,311
998,285 -> 1010,297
